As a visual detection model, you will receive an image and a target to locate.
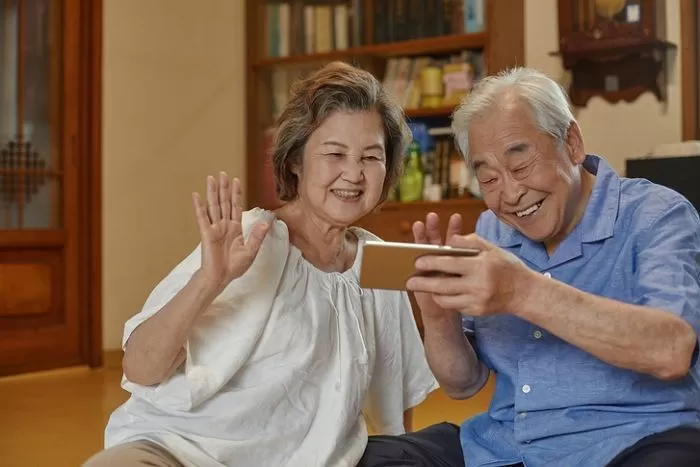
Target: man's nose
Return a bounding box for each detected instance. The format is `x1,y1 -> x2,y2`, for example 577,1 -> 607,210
501,176 -> 526,205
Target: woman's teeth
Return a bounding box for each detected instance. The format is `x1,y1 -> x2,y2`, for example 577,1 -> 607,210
332,189 -> 362,200
516,201 -> 543,218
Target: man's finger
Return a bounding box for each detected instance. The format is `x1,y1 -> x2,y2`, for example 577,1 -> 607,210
425,212 -> 442,245
414,255 -> 475,276
446,213 -> 463,239
405,274 -> 466,296
413,221 -> 428,244
432,293 -> 473,312
448,233 -> 494,250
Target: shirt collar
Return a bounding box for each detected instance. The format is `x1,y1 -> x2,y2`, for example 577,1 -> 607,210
495,154 -> 620,248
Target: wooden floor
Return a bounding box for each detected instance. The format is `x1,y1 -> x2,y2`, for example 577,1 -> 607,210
0,365 -> 494,466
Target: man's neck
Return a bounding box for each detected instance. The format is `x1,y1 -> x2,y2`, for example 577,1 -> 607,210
544,167 -> 596,256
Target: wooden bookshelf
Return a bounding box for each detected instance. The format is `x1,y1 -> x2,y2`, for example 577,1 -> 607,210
245,0 -> 524,210
253,32 -> 488,68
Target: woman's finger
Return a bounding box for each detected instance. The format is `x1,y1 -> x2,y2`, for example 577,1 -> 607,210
192,193 -> 210,233
206,176 -> 221,223
231,177 -> 243,225
219,172 -> 232,220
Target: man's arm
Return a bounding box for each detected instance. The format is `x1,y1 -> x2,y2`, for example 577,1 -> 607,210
421,311 -> 489,399
513,273 -> 697,380
513,200 -> 700,380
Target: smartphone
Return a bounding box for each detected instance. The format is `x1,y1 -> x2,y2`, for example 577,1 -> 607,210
358,240 -> 480,291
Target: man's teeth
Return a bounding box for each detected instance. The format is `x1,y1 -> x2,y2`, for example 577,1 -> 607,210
516,201 -> 542,218
332,189 -> 362,199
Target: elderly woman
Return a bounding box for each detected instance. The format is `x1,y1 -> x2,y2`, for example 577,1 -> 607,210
83,62 -> 464,467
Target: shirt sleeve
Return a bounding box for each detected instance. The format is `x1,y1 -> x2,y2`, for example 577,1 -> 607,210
633,199 -> 700,369
362,292 -> 439,435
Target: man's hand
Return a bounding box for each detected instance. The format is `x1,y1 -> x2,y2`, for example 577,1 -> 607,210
411,212 -> 463,320
406,233 -> 534,317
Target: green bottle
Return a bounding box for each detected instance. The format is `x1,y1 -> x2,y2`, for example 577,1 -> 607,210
399,141 -> 424,202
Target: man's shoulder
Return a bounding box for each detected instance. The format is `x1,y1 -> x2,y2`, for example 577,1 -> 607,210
618,177 -> 699,232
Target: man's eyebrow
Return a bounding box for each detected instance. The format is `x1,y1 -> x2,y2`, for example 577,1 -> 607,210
506,142 -> 529,155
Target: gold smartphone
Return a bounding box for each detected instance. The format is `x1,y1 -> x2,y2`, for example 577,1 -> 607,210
358,240 -> 480,291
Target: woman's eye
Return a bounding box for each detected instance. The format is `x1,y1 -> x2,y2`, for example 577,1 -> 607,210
326,152 -> 344,157
364,155 -> 381,161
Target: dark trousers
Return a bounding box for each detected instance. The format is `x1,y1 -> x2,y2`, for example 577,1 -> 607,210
358,423 -> 700,467
358,422 -> 464,467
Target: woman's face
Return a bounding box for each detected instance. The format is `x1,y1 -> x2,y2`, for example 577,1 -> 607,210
294,110 -> 387,227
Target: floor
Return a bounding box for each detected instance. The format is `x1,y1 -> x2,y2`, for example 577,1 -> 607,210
0,365 -> 495,466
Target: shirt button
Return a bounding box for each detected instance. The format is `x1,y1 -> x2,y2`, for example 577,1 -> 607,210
533,330 -> 543,339
543,272 -> 552,278
522,384 -> 531,394
518,411 -> 528,419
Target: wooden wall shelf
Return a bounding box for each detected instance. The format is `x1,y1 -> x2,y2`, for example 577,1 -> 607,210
404,106 -> 456,119
253,32 -> 488,69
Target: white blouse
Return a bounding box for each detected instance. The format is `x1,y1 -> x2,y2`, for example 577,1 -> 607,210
104,208 -> 439,467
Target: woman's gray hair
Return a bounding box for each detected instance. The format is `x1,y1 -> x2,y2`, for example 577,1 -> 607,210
451,67 -> 575,163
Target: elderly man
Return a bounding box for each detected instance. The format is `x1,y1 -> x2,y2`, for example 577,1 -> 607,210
404,67 -> 700,467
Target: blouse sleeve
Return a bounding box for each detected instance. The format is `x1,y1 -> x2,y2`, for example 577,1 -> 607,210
362,291 -> 439,435
120,209 -> 290,412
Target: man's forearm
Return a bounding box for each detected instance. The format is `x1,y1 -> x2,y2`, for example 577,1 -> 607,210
514,272 -> 697,380
422,312 -> 488,399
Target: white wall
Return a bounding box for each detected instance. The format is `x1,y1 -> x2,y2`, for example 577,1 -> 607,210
525,0 -> 683,174
102,0 -> 246,349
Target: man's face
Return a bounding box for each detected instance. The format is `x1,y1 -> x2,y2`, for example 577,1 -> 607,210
468,98 -> 586,246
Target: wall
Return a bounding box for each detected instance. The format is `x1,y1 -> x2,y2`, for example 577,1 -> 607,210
525,0 -> 683,174
102,0 -> 246,349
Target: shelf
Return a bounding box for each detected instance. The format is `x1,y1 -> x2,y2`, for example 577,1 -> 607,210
378,197 -> 484,211
253,197 -> 484,213
253,32 -> 488,69
404,106 -> 456,118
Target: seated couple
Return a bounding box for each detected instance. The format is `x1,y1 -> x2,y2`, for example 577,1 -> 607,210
84,63 -> 700,467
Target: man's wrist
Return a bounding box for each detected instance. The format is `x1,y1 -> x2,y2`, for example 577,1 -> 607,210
509,266 -> 547,320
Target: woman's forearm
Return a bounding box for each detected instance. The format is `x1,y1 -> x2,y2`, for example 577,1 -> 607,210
422,312 -> 488,399
122,271 -> 221,385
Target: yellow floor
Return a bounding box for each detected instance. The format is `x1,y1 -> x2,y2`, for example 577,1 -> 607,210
0,365 -> 494,466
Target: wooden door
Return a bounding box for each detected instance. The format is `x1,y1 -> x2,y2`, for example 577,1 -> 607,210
0,0 -> 102,376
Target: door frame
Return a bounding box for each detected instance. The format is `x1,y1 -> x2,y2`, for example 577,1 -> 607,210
681,0 -> 699,141
79,0 -> 103,368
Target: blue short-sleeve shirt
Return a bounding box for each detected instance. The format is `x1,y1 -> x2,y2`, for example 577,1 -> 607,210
460,155 -> 700,467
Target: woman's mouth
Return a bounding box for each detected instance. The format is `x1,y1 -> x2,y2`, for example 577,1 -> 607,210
331,189 -> 363,201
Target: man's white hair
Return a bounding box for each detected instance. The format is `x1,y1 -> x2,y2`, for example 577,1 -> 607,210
451,67 -> 575,163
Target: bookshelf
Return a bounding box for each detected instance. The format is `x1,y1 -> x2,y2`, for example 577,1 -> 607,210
245,0 -> 524,211
245,0 -> 524,335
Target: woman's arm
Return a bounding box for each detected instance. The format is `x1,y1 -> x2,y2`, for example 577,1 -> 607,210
122,270 -> 221,386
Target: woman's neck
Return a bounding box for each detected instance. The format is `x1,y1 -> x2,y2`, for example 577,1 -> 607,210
275,201 -> 357,272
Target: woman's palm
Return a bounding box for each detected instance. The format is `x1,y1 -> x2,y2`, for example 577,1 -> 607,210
192,173 -> 269,292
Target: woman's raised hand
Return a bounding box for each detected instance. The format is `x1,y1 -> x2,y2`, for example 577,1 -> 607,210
192,173 -> 270,294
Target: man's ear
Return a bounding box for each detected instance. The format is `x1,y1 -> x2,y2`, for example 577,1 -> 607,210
565,121 -> 586,165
